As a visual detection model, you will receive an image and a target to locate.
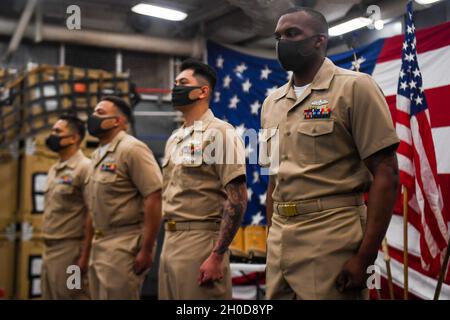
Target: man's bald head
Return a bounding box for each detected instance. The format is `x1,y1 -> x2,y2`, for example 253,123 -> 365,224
280,7 -> 329,36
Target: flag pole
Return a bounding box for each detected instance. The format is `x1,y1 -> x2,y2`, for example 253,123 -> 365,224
403,185 -> 409,300
382,238 -> 395,300
434,237 -> 450,300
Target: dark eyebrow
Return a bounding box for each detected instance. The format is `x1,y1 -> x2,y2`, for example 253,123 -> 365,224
274,26 -> 302,37
286,26 -> 302,33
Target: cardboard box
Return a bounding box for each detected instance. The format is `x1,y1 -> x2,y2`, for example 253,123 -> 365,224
0,231 -> 17,300
0,148 -> 19,221
244,225 -> 267,258
15,227 -> 44,300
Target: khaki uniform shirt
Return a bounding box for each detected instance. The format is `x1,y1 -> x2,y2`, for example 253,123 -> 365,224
259,58 -> 400,203
43,150 -> 91,240
162,109 -> 246,222
87,130 -> 163,230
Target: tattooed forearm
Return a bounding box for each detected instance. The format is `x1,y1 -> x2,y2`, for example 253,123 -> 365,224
213,176 -> 248,255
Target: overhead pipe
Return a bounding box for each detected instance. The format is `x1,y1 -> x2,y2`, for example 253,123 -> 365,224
0,17 -> 203,58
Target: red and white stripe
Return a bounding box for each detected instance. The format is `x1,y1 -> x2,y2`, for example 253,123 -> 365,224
372,21 -> 450,300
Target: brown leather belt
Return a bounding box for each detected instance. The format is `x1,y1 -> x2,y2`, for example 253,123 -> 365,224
94,223 -> 142,238
274,193 -> 364,217
164,220 -> 221,232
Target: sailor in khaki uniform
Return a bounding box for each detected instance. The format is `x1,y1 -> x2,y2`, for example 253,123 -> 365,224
159,59 -> 248,300
260,8 -> 400,299
42,114 -> 93,300
86,96 -> 163,300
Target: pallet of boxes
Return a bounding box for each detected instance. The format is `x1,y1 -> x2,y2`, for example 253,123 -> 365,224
0,64 -> 131,299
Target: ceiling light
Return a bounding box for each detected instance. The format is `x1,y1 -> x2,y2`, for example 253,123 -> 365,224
329,17 -> 372,37
131,3 -> 187,21
415,0 -> 442,5
374,19 -> 384,30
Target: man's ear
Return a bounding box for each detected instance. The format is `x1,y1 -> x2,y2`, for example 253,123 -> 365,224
67,132 -> 79,145
314,37 -> 322,49
316,35 -> 327,50
117,114 -> 128,128
198,85 -> 210,100
73,133 -> 82,145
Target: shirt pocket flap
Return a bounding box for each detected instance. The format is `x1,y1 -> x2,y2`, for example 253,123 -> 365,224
297,119 -> 334,137
94,173 -> 117,184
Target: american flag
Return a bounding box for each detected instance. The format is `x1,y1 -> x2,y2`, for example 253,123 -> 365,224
395,1 -> 448,276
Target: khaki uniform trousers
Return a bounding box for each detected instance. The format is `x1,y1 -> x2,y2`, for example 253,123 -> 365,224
88,228 -> 145,300
41,239 -> 90,300
159,228 -> 232,300
266,204 -> 369,300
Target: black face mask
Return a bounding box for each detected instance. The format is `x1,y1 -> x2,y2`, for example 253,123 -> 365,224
45,134 -> 73,152
87,115 -> 117,137
276,35 -> 320,72
171,85 -> 202,107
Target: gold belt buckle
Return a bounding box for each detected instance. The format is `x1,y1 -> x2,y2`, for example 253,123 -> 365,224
94,229 -> 104,238
279,203 -> 298,217
167,220 -> 177,231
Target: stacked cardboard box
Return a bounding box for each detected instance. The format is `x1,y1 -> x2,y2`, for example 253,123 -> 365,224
0,145 -> 19,300
230,225 -> 268,262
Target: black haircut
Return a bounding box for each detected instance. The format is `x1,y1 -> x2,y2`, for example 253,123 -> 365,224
180,59 -> 217,91
59,114 -> 86,142
100,95 -> 132,121
281,6 -> 329,36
